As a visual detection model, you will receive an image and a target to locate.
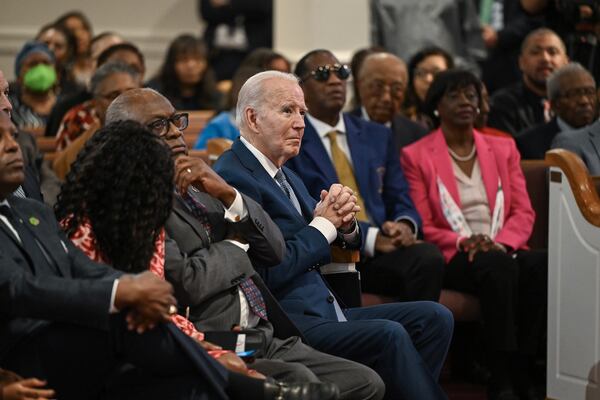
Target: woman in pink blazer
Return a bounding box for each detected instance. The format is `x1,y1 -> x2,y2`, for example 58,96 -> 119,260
401,70 -> 547,400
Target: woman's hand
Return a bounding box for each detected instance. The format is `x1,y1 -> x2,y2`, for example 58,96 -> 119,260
460,234 -> 506,261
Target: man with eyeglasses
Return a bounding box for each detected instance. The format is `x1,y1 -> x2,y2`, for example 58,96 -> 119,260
104,88 -> 385,400
550,65 -> 600,174
286,49 -> 446,305
517,63 -> 598,159
52,61 -> 140,180
350,52 -> 428,152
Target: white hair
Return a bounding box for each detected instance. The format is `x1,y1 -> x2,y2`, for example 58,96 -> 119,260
236,70 -> 300,133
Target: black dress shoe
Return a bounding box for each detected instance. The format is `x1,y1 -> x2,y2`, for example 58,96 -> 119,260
263,381 -> 339,400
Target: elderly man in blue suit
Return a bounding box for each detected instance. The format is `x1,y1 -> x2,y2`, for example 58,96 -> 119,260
286,49 -> 445,303
214,70 -> 453,400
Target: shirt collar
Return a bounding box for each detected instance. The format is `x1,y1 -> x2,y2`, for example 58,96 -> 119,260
0,199 -> 9,207
306,112 -> 346,140
239,136 -> 280,179
360,106 -> 392,128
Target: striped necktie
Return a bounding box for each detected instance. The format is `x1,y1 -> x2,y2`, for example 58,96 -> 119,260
274,169 -> 302,215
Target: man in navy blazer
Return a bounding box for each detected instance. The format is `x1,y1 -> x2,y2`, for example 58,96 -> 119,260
285,49 -> 444,303
214,70 -> 453,400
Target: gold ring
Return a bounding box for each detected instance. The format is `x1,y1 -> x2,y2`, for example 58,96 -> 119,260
168,305 -> 177,315
186,168 -> 192,174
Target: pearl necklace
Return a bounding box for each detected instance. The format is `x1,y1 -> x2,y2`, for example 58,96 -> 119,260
448,145 -> 476,162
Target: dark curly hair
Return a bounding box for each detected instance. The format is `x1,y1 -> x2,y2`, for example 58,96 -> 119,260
55,120 -> 175,273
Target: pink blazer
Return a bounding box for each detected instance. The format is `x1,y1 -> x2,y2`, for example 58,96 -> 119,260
401,128 -> 535,262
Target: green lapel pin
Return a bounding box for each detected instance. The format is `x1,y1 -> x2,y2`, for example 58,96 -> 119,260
29,216 -> 40,226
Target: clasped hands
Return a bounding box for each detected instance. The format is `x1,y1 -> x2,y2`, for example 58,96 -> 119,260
375,220 -> 416,253
459,233 -> 506,262
314,184 -> 360,232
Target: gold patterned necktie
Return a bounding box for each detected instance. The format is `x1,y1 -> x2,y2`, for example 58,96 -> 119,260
327,130 -> 368,222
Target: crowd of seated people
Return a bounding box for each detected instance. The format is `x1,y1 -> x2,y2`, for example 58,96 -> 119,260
5,4 -> 600,400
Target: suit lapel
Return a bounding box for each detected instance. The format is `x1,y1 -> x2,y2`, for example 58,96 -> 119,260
301,119 -> 338,184
344,114 -> 371,198
588,127 -> 600,166
172,195 -> 211,247
473,131 -> 499,212
9,201 -> 65,276
232,140 -> 307,224
430,130 -> 462,207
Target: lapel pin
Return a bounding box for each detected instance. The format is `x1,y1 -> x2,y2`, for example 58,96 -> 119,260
29,217 -> 40,226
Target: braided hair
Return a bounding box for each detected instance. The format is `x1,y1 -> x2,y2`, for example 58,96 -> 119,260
55,120 -> 174,272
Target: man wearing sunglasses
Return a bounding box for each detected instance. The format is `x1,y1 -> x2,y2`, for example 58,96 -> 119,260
287,49 -> 445,306
104,88 -> 384,400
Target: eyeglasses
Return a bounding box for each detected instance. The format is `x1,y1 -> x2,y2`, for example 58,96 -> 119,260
301,64 -> 351,83
367,79 -> 405,98
147,112 -> 189,137
558,87 -> 597,100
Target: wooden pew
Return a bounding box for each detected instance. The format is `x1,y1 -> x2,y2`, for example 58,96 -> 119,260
183,110 -> 215,149
545,149 -> 600,400
35,137 -> 56,153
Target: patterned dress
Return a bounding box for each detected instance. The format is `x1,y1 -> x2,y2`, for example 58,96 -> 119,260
66,219 -> 229,359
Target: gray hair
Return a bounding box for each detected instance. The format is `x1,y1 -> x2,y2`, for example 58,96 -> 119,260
90,61 -> 139,96
547,62 -> 595,100
236,70 -> 300,132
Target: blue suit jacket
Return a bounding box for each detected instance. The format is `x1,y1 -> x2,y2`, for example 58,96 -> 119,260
286,113 -> 422,250
214,140 -> 346,331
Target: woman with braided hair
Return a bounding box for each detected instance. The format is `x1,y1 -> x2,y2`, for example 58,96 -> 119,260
55,120 -> 263,380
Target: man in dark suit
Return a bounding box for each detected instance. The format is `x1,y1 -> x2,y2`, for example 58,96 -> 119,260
105,88 -> 378,400
214,70 -> 454,400
517,63 -> 598,159
0,68 -> 60,204
287,49 -> 444,303
350,52 -> 428,153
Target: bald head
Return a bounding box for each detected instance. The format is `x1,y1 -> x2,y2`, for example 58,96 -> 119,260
357,52 -> 408,123
106,88 -> 173,125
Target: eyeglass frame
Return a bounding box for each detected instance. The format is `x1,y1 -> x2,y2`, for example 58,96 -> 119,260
301,63 -> 351,83
557,86 -> 597,100
146,112 -> 189,137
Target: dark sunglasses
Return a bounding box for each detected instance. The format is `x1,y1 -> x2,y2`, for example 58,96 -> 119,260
301,64 -> 351,83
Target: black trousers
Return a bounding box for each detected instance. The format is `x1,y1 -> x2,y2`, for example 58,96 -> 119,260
358,242 -> 445,302
3,315 -> 247,400
444,249 -> 548,354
